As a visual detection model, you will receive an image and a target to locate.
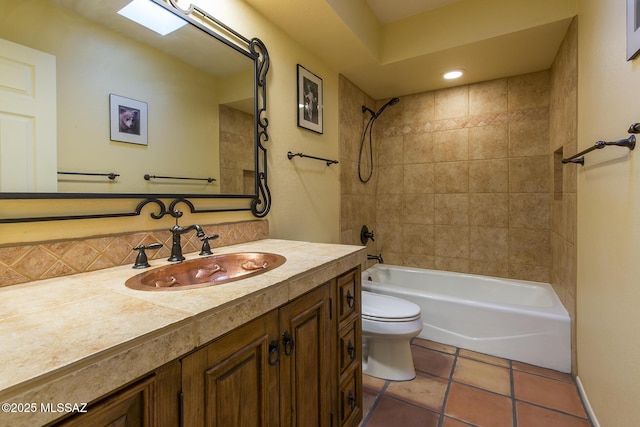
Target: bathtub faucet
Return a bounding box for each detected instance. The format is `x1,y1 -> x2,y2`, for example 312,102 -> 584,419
367,254 -> 384,264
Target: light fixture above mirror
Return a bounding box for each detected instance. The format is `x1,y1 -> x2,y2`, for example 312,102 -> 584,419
118,0 -> 187,36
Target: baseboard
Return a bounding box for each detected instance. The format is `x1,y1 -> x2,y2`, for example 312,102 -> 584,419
576,376 -> 600,427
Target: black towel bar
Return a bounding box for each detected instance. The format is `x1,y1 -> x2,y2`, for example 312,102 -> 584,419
562,135 -> 636,165
287,151 -> 338,166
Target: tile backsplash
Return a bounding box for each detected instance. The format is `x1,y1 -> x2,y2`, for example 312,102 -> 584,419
0,220 -> 268,287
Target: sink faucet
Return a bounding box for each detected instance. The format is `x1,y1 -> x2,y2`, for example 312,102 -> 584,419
168,213 -> 205,262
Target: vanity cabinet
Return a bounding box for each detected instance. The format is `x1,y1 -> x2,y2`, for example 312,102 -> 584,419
47,267 -> 362,427
182,281 -> 334,427
50,361 -> 181,427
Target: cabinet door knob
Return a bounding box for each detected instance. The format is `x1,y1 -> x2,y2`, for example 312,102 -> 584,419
268,339 -> 280,366
348,391 -> 356,409
346,290 -> 355,308
282,331 -> 295,356
347,341 -> 356,361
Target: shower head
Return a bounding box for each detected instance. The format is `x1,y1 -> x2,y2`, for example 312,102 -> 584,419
361,97 -> 400,120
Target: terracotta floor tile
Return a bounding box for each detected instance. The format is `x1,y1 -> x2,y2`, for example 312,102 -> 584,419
412,346 -> 455,379
363,374 -> 387,391
442,417 -> 472,427
512,361 -> 573,383
365,396 -> 440,427
362,388 -> 379,419
453,357 -> 511,396
516,401 -> 591,427
445,382 -> 513,427
413,338 -> 457,354
513,371 -> 586,417
385,372 -> 448,412
458,348 -> 510,368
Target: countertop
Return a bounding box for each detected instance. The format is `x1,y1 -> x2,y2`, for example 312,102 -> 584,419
0,239 -> 366,426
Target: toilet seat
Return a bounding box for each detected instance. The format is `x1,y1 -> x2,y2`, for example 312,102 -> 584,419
362,291 -> 421,322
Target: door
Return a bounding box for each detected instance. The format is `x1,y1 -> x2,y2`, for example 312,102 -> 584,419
0,37 -> 56,191
279,283 -> 333,427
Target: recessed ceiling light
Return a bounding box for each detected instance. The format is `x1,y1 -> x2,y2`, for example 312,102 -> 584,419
443,69 -> 464,80
118,0 -> 187,36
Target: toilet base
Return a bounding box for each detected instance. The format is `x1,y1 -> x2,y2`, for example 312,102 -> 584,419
362,337 -> 416,381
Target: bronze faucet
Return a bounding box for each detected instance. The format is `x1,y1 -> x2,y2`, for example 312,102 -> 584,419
168,212 -> 205,262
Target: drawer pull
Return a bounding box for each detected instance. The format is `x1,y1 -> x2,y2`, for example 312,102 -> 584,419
348,391 -> 356,409
347,341 -> 356,361
346,290 -> 355,308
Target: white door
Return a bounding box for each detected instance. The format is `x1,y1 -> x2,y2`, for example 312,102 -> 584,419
0,37 -> 56,192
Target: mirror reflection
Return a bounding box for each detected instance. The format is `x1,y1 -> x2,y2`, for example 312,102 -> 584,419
0,0 -> 256,195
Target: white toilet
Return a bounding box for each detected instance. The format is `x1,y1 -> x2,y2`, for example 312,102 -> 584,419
361,290 -> 423,381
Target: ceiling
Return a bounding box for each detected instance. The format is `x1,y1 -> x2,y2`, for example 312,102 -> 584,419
243,0 -> 578,100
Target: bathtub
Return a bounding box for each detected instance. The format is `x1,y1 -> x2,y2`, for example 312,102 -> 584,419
362,264 -> 571,373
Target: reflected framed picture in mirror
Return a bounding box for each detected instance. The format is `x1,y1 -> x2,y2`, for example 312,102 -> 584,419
297,64 -> 323,134
110,94 -> 148,145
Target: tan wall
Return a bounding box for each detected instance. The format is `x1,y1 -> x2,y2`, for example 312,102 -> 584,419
577,0 -> 640,425
340,73 -> 553,282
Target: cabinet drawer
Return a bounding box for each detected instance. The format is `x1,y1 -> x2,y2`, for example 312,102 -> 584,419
337,269 -> 359,325
338,319 -> 360,376
338,365 -> 362,427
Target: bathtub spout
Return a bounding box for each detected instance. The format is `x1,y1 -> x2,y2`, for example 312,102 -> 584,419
367,254 -> 384,264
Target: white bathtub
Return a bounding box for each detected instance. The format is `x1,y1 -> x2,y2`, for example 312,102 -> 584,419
362,264 -> 571,373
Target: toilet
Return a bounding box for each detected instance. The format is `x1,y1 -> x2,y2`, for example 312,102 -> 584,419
361,291 -> 423,381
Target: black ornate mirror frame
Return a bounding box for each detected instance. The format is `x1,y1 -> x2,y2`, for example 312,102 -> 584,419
0,0 -> 270,223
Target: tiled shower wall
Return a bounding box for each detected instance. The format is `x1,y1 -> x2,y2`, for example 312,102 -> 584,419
340,71 -> 553,282
339,19 -> 578,369
0,220 -> 269,287
549,18 -> 578,372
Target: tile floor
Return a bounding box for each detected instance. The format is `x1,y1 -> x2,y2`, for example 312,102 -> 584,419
360,338 -> 592,427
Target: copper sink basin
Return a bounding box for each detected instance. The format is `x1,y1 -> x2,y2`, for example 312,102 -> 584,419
125,252 -> 286,291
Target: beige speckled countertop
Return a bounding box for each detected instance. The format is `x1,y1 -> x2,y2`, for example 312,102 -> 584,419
0,239 -> 366,427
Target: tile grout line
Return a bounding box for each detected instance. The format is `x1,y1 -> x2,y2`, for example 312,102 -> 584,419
437,346 -> 460,427
510,359 -> 518,427
359,379 -> 390,426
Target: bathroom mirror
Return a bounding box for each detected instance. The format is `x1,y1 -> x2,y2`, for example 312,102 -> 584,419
0,0 -> 270,222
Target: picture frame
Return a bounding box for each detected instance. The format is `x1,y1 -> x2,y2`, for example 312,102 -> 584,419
627,0 -> 640,60
110,94 -> 148,145
297,64 -> 323,134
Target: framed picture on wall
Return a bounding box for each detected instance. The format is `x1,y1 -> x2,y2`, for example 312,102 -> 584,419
627,0 -> 640,60
110,94 -> 148,145
297,64 -> 323,134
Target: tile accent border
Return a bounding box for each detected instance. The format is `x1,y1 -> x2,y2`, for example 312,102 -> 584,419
0,220 -> 268,288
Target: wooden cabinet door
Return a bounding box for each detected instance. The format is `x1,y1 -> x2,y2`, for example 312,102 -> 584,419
278,283 -> 333,427
181,310 -> 280,427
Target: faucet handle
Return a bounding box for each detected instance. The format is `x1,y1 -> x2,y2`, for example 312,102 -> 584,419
132,243 -> 163,269
199,234 -> 220,256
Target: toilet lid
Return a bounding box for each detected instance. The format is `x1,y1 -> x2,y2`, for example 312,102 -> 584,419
362,291 -> 421,321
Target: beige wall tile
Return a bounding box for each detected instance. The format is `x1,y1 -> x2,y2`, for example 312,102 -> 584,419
469,159 -> 509,193
509,156 -> 551,193
435,194 -> 469,225
509,228 -> 551,267
434,162 -> 469,193
377,164 -> 404,194
402,92 -> 435,125
509,193 -> 551,230
509,120 -> 550,157
378,135 -> 404,166
402,194 -> 435,225
508,71 -> 550,111
435,225 -> 469,258
404,132 -> 434,164
470,79 -> 508,116
469,193 -> 509,227
470,227 -> 509,262
433,128 -> 469,162
469,124 -> 509,160
404,163 -> 435,193
402,224 -> 435,255
435,86 -> 469,120
377,194 -> 403,223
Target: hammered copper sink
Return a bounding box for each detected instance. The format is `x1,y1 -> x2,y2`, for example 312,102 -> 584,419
125,252 -> 286,291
